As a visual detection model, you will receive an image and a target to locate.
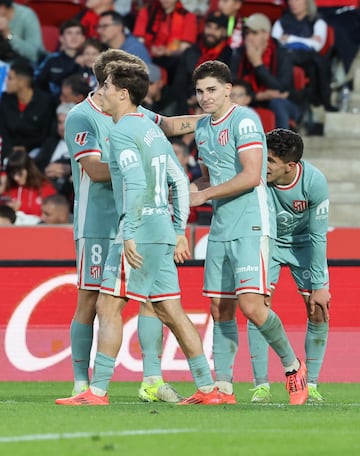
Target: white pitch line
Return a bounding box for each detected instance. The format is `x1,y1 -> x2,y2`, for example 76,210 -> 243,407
0,429 -> 196,444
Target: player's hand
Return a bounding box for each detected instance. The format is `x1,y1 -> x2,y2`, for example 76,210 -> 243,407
309,288 -> 331,321
190,190 -> 207,207
174,235 -> 190,263
124,239 -> 143,269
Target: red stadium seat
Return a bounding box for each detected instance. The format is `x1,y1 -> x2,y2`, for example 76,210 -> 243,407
253,107 -> 276,132
28,0 -> 85,27
41,24 -> 60,53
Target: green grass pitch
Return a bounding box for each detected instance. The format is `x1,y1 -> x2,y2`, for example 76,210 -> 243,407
0,382 -> 360,456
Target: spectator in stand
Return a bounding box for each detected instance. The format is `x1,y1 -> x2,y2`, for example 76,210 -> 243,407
182,0 -> 209,15
170,10 -> 232,115
1,148 -> 57,218
0,203 -> 16,225
74,0 -> 115,39
317,5 -> 360,89
76,38 -> 107,90
133,0 -> 198,84
35,20 -> 86,101
0,0 -> 45,64
230,78 -> 253,106
35,103 -> 75,205
0,58 -> 56,162
60,74 -> 90,104
97,10 -> 151,63
40,193 -> 72,224
216,0 -> 243,51
272,0 -> 337,112
231,13 -> 304,129
141,62 -> 166,112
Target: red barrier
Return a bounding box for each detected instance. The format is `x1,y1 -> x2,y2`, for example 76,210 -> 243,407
1,264 -> 359,382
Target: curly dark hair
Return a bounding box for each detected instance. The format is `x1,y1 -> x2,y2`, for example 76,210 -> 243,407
266,128 -> 304,163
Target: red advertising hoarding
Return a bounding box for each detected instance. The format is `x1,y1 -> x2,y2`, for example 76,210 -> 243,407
1,264 -> 359,382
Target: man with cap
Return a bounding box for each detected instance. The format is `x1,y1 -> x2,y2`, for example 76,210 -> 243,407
170,10 -> 232,115
231,13 -> 304,129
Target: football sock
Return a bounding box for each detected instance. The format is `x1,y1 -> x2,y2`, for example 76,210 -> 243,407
137,315 -> 163,377
257,310 -> 297,371
305,320 -> 329,384
70,320 -> 93,383
213,320 -> 238,383
188,354 -> 214,390
90,352 -> 116,393
247,320 -> 269,386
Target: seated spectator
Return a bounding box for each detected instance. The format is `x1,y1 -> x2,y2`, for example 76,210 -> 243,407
272,0 -> 336,111
170,10 -> 232,114
60,74 -> 90,104
319,5 -> 360,85
1,148 -> 57,218
74,0 -> 115,39
97,10 -> 151,63
0,203 -> 16,225
182,0 -> 209,15
76,38 -> 107,90
40,193 -> 72,224
0,58 -> 56,162
35,19 -> 86,101
231,13 -> 304,129
0,0 -> 45,64
35,102 -> 75,205
230,78 -> 253,106
133,0 -> 198,84
142,62 -> 166,112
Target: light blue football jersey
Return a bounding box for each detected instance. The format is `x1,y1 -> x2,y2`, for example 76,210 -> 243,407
195,105 -> 276,241
269,159 -> 329,288
65,95 -> 160,240
108,112 -> 189,245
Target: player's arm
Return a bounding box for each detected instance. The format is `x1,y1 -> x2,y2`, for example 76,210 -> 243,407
190,147 -> 263,207
308,173 -> 331,320
160,114 -> 206,137
167,147 -> 191,263
79,155 -> 111,182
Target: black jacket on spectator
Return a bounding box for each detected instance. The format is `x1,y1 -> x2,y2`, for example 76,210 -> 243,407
0,88 -> 56,160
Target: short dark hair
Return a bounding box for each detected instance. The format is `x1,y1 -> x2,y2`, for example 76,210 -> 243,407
10,58 -> 34,81
104,61 -> 149,106
0,204 -> 16,224
59,19 -> 85,36
62,74 -> 90,98
0,0 -> 13,8
232,79 -> 253,96
266,128 -> 304,163
192,60 -> 232,86
42,193 -> 70,209
99,10 -> 124,26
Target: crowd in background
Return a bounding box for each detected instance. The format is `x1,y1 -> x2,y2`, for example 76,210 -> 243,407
0,0 -> 359,225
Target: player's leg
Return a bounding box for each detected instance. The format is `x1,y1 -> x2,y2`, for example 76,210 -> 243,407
247,255 -> 281,403
291,253 -> 329,402
203,240 -> 238,402
70,238 -> 111,395
137,301 -> 183,402
234,236 -> 307,405
56,243 -> 128,406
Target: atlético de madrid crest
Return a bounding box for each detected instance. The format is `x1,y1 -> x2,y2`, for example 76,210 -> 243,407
218,129 -> 229,146
293,200 -> 308,211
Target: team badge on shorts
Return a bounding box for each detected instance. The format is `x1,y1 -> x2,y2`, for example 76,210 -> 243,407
90,265 -> 102,279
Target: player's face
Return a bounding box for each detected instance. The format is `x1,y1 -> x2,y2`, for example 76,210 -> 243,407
195,76 -> 232,119
267,150 -> 296,185
98,75 -> 120,116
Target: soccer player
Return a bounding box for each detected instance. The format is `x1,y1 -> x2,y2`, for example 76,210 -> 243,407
248,128 -> 330,403
190,60 -> 308,405
62,48 -> 201,403
56,59 -> 223,406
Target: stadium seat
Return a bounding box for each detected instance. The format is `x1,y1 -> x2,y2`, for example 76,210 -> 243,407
253,107 -> 276,132
41,24 -> 60,53
28,0 -> 85,27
